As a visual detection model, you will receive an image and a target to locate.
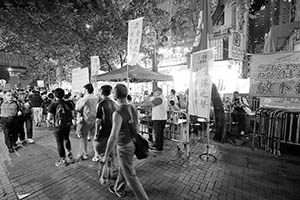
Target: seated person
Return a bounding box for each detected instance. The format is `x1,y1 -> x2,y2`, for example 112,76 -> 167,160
169,100 -> 180,111
231,91 -> 252,135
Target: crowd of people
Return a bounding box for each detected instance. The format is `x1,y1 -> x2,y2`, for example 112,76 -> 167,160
0,82 -> 252,200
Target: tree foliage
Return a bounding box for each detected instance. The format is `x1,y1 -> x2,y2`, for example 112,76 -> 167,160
0,0 -> 169,86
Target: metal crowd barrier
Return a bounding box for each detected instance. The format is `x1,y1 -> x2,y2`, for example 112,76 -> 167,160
252,107 -> 300,155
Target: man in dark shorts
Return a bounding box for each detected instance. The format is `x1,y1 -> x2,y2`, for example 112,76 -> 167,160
47,88 -> 74,166
93,85 -> 118,161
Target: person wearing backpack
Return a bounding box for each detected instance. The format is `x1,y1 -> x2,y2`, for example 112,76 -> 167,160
47,88 -> 75,166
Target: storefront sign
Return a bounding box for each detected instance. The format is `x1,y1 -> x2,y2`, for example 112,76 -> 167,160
127,17 -> 143,65
250,52 -> 300,98
229,31 -> 244,60
158,46 -> 192,67
72,67 -> 89,93
189,49 -> 213,119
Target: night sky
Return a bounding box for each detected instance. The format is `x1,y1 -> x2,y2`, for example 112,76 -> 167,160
251,0 -> 266,13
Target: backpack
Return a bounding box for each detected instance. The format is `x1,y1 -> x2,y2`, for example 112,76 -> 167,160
54,101 -> 72,127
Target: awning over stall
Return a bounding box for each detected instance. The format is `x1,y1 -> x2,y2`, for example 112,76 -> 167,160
96,64 -> 173,82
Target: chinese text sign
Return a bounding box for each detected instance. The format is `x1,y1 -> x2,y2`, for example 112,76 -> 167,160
189,49 -> 213,119
250,52 -> 300,98
91,56 -> 100,94
127,17 -> 143,66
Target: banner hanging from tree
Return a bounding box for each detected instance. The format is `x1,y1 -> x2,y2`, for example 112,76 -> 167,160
72,67 -> 89,93
91,56 -> 100,94
249,52 -> 300,98
127,17 -> 143,65
189,49 -> 214,119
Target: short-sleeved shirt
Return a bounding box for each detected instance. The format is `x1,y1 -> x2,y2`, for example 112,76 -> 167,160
75,94 -> 98,124
48,99 -> 74,116
96,97 -> 118,138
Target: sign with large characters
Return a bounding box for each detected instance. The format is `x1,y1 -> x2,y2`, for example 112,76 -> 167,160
72,67 -> 89,93
91,56 -> 100,94
127,17 -> 143,66
250,52 -> 300,98
188,49 -> 213,119
229,31 -> 244,60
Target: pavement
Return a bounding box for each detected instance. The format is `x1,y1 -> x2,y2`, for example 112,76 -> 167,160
1,124 -> 300,200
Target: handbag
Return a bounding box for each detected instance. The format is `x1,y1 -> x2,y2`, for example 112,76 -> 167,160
128,106 -> 149,159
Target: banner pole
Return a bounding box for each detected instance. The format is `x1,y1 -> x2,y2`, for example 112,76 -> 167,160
127,65 -> 129,89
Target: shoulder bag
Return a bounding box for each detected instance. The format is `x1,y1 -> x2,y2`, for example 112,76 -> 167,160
128,105 -> 149,159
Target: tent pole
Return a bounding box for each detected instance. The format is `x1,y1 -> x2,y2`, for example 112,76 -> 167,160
127,65 -> 129,88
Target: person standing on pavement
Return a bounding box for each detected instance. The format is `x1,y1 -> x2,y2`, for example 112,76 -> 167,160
93,85 -> 118,161
47,88 -> 75,166
22,93 -> 34,143
101,84 -> 149,200
29,91 -> 43,127
75,83 -> 98,160
142,87 -> 168,152
0,91 -> 22,153
211,83 -> 225,142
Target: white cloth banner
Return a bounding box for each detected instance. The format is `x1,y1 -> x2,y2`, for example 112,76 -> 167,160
127,17 -> 143,65
91,56 -> 100,94
72,67 -> 89,93
188,49 -> 214,119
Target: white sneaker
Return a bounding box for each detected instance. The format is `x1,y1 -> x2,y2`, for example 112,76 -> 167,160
27,139 -> 35,144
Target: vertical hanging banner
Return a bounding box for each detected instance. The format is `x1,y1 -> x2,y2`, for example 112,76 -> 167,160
188,49 -> 214,119
91,56 -> 100,94
127,17 -> 143,66
72,67 -> 89,93
192,0 -> 211,52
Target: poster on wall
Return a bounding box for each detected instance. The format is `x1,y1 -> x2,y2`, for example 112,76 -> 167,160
188,49 -> 213,119
72,67 -> 89,93
250,51 -> 300,98
229,31 -> 244,60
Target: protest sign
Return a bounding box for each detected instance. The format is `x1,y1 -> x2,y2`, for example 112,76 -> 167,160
91,56 -> 100,94
72,67 -> 89,93
188,49 -> 214,119
250,52 -> 300,98
127,17 -> 143,66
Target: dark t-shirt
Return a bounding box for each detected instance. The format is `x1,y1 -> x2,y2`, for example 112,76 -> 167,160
116,104 -> 138,146
96,98 -> 118,138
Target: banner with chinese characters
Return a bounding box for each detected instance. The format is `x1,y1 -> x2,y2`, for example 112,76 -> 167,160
127,17 -> 143,66
249,52 -> 300,98
72,67 -> 89,93
188,49 -> 214,119
229,31 -> 244,60
91,56 -> 100,94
